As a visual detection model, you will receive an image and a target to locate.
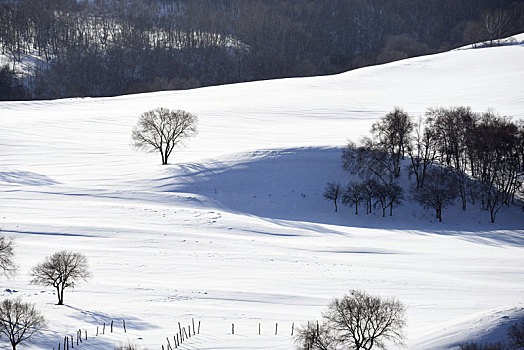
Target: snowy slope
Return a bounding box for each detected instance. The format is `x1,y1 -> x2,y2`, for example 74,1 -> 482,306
0,39 -> 523,350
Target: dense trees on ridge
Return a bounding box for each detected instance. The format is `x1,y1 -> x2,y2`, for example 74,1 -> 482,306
0,0 -> 523,100
331,107 -> 524,223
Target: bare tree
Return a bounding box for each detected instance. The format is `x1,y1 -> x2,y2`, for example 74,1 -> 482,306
372,182 -> 390,217
323,182 -> 342,212
361,179 -> 378,215
480,10 -> 512,46
30,251 -> 92,305
407,117 -> 438,189
370,182 -> 402,217
0,234 -> 16,277
325,290 -> 405,350
412,167 -> 459,222
427,106 -> 477,211
295,290 -> 406,350
343,138 -> 396,187
132,107 -> 198,165
342,182 -> 364,215
371,108 -> 414,177
0,298 -> 46,350
469,113 -> 522,223
385,183 -> 404,216
294,321 -> 333,350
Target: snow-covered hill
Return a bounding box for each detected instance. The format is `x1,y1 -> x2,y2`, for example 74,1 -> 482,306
0,37 -> 523,349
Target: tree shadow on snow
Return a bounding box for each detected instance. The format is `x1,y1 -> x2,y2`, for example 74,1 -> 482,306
64,305 -> 157,331
22,306 -> 159,350
159,147 -> 524,246
0,170 -> 59,186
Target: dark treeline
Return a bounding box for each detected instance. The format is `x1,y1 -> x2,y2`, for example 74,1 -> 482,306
333,107 -> 524,223
1,0 -> 523,100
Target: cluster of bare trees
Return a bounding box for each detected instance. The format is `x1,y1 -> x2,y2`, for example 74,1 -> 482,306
0,233 -> 91,349
325,108 -> 410,219
327,107 -> 523,223
463,7 -> 523,48
1,0 -> 522,100
324,179 -> 403,217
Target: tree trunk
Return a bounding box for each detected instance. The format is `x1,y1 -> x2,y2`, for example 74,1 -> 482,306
334,201 -> 337,213
58,286 -> 64,305
460,180 -> 467,211
355,202 -> 358,215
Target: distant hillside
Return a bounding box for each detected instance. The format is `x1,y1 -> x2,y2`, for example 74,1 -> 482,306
1,0 -> 523,100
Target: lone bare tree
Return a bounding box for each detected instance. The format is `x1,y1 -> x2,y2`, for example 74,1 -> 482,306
30,251 -> 92,305
0,298 -> 46,350
295,290 -> 406,350
0,234 -> 16,276
132,107 -> 198,165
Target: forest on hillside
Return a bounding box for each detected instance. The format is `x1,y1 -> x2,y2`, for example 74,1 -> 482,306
1,0 -> 523,100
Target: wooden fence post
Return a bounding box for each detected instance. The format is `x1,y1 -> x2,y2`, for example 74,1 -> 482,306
70,335 -> 74,348
188,325 -> 191,338
291,322 -> 294,336
123,319 -> 126,333
178,322 -> 183,342
166,337 -> 172,350
111,320 -> 113,333
85,329 -> 87,340
232,323 -> 234,335
198,321 -> 201,334
275,323 -> 278,335
192,318 -> 195,335
96,326 -> 99,336
103,322 -> 105,335
258,323 -> 261,335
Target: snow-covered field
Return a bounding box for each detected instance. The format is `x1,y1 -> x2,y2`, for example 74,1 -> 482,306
1,38 -> 523,350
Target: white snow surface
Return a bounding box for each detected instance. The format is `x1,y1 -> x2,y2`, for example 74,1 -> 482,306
0,39 -> 523,350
